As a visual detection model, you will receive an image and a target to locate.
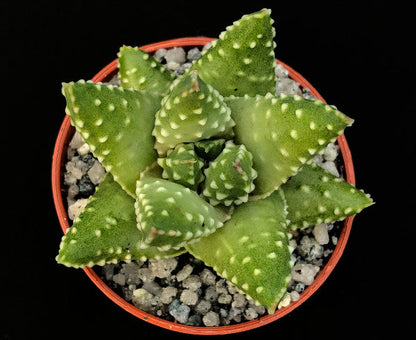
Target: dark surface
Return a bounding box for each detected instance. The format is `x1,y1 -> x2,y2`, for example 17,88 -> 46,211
3,0 -> 413,339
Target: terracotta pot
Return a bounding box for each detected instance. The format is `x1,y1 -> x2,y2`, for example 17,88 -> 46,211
52,37 -> 355,335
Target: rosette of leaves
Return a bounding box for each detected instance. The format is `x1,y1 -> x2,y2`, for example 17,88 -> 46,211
57,8 -> 373,314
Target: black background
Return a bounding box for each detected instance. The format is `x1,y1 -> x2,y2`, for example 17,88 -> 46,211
3,0 -> 414,339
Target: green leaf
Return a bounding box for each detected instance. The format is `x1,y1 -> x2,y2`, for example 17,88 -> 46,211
281,163 -> 374,229
202,141 -> 257,206
152,70 -> 234,155
226,93 -> 354,198
135,177 -> 231,251
62,80 -> 160,196
56,173 -> 184,268
118,46 -> 174,94
187,189 -> 292,314
192,8 -> 277,97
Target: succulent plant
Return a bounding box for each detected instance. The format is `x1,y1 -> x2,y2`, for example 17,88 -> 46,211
202,141 -> 257,206
57,8 -> 373,316
157,143 -> 205,190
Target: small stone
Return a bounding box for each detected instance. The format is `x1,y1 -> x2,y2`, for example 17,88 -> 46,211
165,47 -> 186,64
291,263 -> 320,285
68,198 -> 88,220
227,282 -> 239,295
231,293 -> 247,308
143,280 -> 162,296
112,273 -> 126,286
275,63 -> 289,78
160,286 -> 177,304
276,78 -> 299,95
78,175 -> 95,197
103,263 -> 115,281
323,142 -> 339,162
289,291 -> 300,302
227,307 -> 242,322
297,235 -> 324,261
176,264 -> 193,282
154,48 -> 167,62
182,275 -> 202,291
149,258 -> 178,278
319,161 -> 340,177
67,184 -> 79,200
218,293 -> 232,305
87,160 -> 106,185
132,288 -> 159,312
187,47 -> 202,61
204,286 -> 219,302
69,131 -> 84,149
187,314 -> 202,326
137,267 -> 154,282
121,262 -> 141,285
169,299 -> 190,324
166,61 -> 181,71
215,279 -> 228,295
243,307 -> 258,320
79,153 -> 96,168
199,268 -> 217,286
248,301 -> 266,315
277,293 -> 291,308
77,143 -> 90,155
195,299 -> 211,315
313,223 -> 330,245
180,289 -> 199,305
202,311 -> 220,327
65,160 -> 83,180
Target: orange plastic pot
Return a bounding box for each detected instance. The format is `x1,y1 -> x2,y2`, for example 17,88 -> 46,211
52,37 -> 356,335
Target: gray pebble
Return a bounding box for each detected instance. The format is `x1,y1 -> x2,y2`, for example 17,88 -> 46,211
202,311 -> 220,327
195,299 -> 211,315
200,268 -> 216,286
204,286 -> 219,302
149,258 -> 178,278
243,307 -> 258,321
176,264 -> 193,282
182,275 -> 202,291
180,289 -> 199,306
169,299 -> 190,324
160,286 -> 177,304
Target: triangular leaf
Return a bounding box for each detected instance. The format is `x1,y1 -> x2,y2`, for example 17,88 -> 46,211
226,93 -> 354,198
135,177 -> 231,251
152,70 -> 234,155
62,80 -> 160,196
187,189 -> 292,314
118,46 -> 174,94
56,173 -> 184,268
192,8 -> 277,97
281,163 -> 374,229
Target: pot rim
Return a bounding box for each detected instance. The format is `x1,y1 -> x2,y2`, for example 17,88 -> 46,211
52,37 -> 355,335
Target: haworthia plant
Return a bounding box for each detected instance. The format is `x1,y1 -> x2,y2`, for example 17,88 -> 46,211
157,143 -> 205,190
58,8 -> 374,318
56,173 -> 185,268
202,141 -> 257,206
62,80 -> 160,197
118,45 -> 174,94
152,70 -> 235,155
226,93 -> 353,199
192,8 -> 277,97
187,189 -> 292,314
135,176 -> 230,251
281,163 -> 374,230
